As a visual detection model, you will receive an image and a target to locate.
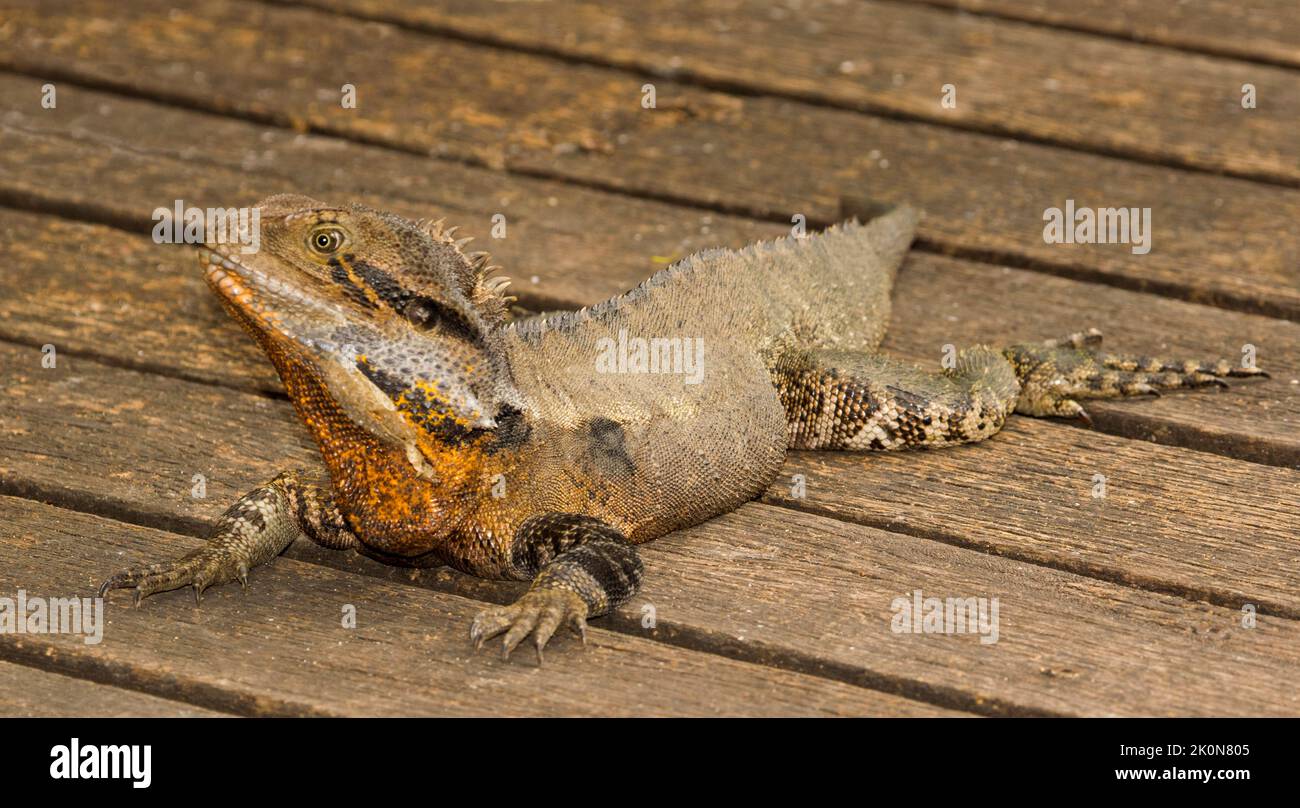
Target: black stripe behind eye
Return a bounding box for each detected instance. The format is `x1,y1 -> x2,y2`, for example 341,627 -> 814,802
350,259 -> 412,310
403,296 -> 483,344
340,257 -> 483,345
328,259 -> 379,310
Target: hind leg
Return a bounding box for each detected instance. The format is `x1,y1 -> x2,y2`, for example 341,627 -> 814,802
772,346 -> 1021,450
1005,328 -> 1267,424
772,331 -> 1265,450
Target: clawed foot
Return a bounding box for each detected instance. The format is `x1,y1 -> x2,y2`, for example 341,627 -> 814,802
469,588 -> 589,664
99,546 -> 250,607
1006,328 -> 1268,424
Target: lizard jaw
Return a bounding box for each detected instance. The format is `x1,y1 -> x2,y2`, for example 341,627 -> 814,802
200,249 -> 257,311
197,247 -> 341,347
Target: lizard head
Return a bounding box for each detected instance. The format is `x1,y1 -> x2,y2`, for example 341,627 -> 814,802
199,194 -> 522,474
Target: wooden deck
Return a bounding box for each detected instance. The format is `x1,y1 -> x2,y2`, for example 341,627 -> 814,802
0,0 -> 1297,716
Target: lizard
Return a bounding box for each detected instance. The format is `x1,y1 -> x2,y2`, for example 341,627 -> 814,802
99,194 -> 1267,660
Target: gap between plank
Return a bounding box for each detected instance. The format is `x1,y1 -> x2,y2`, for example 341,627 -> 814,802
763,496 -> 1300,621
3,323 -> 1289,707
880,0 -> 1300,71
0,639 -> 331,717
0,192 -> 1295,471
1,66 -> 1297,324
0,652 -> 246,718
263,0 -> 1300,190
0,494 -> 1017,716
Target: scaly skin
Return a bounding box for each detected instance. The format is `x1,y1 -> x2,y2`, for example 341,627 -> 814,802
100,196 -> 1266,661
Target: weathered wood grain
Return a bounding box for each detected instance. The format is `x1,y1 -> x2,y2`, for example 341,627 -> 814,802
1,0 -> 1293,720
0,497 -> 945,717
881,258 -> 1300,468
0,660 -> 227,717
902,0 -> 1300,69
3,186 -> 1297,467
767,417 -> 1300,615
273,0 -> 1300,183
0,76 -> 752,326
2,23 -> 1298,318
2,345 -> 1299,714
2,338 -> 1292,618
638,503 -> 1300,716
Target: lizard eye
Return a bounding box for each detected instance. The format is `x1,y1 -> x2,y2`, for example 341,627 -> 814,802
308,226 -> 347,255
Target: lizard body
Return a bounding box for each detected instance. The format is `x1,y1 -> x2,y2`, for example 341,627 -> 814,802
101,195 -> 1266,658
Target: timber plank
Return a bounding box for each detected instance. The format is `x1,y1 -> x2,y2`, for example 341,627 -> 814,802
3,191 -> 1298,468
0,660 -> 227,717
272,0 -> 1300,183
0,78 -> 748,332
767,418 -> 1300,616
637,503 -> 1300,716
4,75 -> 1299,439
0,497 -> 942,717
882,255 -> 1300,468
2,340 -> 1293,617
2,23 -> 1298,318
902,0 -> 1300,69
2,346 -> 1299,715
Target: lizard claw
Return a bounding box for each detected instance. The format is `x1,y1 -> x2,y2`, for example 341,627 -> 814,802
1006,330 -> 1267,422
1071,402 -> 1094,429
469,588 -> 589,663
99,546 -> 245,607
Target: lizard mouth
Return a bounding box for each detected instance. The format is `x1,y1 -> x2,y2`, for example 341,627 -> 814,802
198,247 -> 286,338
197,247 -> 326,338
199,248 -> 255,304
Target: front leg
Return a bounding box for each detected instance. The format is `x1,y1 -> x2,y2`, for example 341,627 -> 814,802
99,470 -> 359,605
470,513 -> 644,662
